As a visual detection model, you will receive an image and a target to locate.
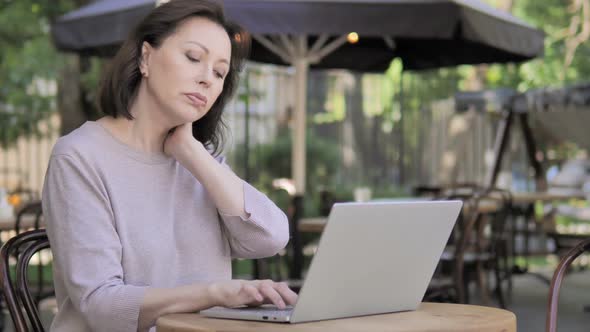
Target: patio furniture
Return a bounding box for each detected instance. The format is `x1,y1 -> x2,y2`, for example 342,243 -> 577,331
12,201 -> 51,304
507,192 -> 586,284
14,200 -> 43,234
427,185 -> 513,307
427,185 -> 485,305
0,229 -> 50,332
546,237 -> 590,332
156,302 -> 517,332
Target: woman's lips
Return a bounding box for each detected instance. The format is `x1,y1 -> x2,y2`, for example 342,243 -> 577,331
185,93 -> 207,107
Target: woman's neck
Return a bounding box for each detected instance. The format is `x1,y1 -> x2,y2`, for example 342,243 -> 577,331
97,91 -> 171,154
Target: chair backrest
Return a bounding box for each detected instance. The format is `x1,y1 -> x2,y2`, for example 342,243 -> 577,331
425,185 -> 484,303
14,201 -> 43,234
436,186 -> 512,304
546,237 -> 590,332
0,229 -> 50,332
476,187 -> 513,254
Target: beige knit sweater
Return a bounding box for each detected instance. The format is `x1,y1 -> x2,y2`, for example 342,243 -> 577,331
42,121 -> 289,332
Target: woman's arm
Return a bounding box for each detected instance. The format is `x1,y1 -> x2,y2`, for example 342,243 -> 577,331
138,284 -> 213,331
43,154 -> 148,332
165,124 -> 290,258
138,280 -> 298,332
170,134 -> 246,217
139,284 -> 210,331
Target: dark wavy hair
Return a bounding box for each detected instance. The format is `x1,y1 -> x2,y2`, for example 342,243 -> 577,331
97,0 -> 250,155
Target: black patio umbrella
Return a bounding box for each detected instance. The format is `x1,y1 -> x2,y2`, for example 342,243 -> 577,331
53,0 -> 544,71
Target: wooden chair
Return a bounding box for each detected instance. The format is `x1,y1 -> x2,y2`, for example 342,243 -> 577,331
465,188 -> 513,307
0,229 -> 51,332
546,237 -> 590,332
426,186 -> 513,307
445,190 -> 487,305
12,201 -> 51,305
14,201 -> 43,234
484,188 -> 514,307
424,185 -> 482,304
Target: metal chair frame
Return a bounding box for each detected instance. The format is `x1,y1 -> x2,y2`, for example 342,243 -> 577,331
546,237 -> 590,332
0,229 -> 50,332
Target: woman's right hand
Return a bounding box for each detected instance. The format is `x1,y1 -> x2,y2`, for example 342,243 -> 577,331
207,280 -> 298,309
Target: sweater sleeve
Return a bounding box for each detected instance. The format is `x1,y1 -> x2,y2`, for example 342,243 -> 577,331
42,154 -> 147,332
215,157 -> 290,259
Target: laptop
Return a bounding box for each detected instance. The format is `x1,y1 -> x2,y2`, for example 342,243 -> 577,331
201,200 -> 462,323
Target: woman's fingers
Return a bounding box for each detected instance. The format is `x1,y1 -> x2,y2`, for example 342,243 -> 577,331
258,280 -> 299,308
259,281 -> 286,309
229,280 -> 298,309
243,283 -> 264,303
274,282 -> 298,305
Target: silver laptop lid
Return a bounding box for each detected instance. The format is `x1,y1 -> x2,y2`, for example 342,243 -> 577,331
290,200 -> 462,323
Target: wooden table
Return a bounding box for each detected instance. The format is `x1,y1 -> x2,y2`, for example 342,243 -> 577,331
298,192 -> 587,234
0,214 -> 40,232
511,191 -> 586,204
298,199 -> 500,233
156,302 -> 516,332
298,217 -> 328,233
505,191 -> 587,278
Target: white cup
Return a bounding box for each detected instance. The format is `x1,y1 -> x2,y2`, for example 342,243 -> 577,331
354,187 -> 372,202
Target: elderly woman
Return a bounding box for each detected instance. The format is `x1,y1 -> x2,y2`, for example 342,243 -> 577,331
42,1 -> 297,331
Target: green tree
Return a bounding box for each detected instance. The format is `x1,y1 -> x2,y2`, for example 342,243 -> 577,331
0,0 -> 79,147
484,0 -> 590,90
0,0 -> 103,147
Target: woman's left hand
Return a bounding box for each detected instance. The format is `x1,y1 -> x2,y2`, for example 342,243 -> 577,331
164,122 -> 201,161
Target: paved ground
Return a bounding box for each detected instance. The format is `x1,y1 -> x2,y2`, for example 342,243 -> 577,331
507,268 -> 590,332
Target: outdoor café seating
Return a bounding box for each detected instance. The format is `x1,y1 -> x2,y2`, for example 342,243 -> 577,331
420,185 -> 513,307
0,229 -> 51,332
546,237 -> 590,332
3,0 -> 590,330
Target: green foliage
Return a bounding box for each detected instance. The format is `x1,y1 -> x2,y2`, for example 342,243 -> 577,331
347,1 -> 590,188
232,132 -> 341,216
483,0 -> 590,90
239,132 -> 340,191
369,59 -> 462,131
313,75 -> 346,124
3,0 -> 589,192
370,0 -> 590,95
0,0 -> 76,147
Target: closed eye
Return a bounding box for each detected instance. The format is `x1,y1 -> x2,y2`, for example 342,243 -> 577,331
186,54 -> 200,63
214,71 -> 225,79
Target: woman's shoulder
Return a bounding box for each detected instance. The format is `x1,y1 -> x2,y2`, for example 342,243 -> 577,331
50,121 -> 103,160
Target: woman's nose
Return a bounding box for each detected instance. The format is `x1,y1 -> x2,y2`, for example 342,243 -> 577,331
196,65 -> 212,88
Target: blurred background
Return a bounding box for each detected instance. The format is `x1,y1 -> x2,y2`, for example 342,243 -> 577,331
2,0 -> 590,210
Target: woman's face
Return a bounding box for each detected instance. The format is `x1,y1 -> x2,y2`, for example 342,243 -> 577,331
140,17 -> 231,127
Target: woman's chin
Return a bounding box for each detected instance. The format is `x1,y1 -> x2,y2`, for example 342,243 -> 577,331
184,107 -> 206,122
170,111 -> 203,127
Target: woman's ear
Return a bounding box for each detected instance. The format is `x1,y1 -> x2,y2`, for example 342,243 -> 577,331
139,41 -> 152,78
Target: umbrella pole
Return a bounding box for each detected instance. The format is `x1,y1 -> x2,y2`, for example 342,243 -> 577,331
290,37 -> 308,281
243,68 -> 261,278
398,71 -> 405,185
244,68 -> 251,183
293,40 -> 308,196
